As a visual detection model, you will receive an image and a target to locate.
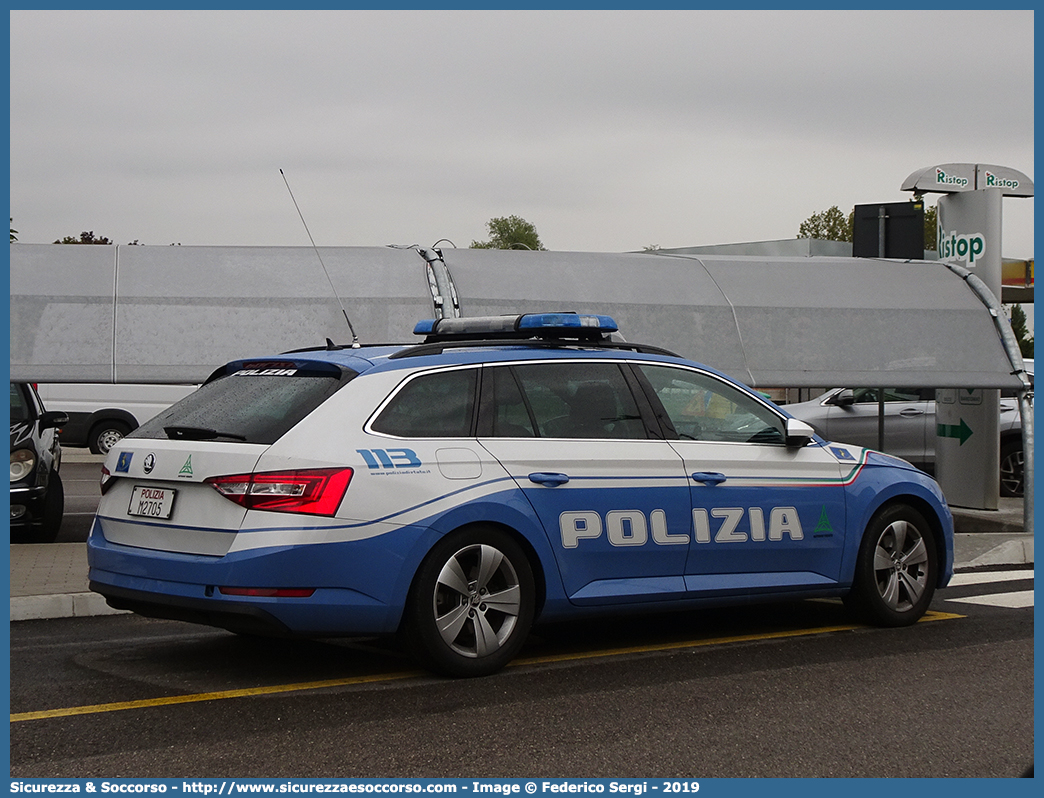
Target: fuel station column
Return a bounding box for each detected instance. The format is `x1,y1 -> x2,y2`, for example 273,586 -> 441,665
902,163 -> 1033,510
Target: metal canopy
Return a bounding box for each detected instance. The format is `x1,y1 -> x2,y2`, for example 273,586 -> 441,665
8,243 -> 1022,390
435,249 -> 1022,390
901,162 -> 1034,198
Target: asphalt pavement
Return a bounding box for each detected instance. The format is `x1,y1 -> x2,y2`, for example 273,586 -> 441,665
8,450 -> 1035,622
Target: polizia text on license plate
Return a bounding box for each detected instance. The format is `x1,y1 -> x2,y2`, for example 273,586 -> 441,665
129,486 -> 176,519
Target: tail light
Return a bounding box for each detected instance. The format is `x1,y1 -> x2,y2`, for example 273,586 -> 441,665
206,468 -> 353,516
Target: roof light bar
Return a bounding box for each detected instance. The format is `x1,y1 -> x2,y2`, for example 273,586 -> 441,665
413,312 -> 619,341
517,313 -> 617,332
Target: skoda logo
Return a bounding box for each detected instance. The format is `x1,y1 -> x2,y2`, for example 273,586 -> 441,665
143,453 -> 156,475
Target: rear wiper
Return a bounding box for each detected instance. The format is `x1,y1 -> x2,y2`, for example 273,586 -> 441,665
164,426 -> 248,442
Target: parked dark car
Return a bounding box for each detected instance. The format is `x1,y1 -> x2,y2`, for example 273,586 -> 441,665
10,381 -> 69,543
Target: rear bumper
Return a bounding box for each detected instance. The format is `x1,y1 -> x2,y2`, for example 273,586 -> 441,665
90,580 -> 296,636
86,519 -> 427,637
88,558 -> 400,637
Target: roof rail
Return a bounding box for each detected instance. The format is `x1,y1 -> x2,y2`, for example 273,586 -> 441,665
281,341 -> 402,354
388,337 -> 682,360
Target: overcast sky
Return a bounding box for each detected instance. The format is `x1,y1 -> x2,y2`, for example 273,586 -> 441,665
9,9 -> 1035,259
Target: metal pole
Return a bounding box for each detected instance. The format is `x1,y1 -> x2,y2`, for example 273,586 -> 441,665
878,389 -> 885,452
872,209 -> 889,455
878,206 -> 887,258
876,208 -> 886,455
939,260 -> 1033,535
1018,390 -> 1034,532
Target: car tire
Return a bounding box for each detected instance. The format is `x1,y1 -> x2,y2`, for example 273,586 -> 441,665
89,421 -> 131,455
999,440 -> 1024,498
844,503 -> 937,627
404,527 -> 535,677
30,470 -> 65,544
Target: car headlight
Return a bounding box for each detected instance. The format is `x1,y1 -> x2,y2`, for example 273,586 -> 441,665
10,449 -> 35,482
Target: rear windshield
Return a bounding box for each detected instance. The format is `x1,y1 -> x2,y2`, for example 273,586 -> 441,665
130,363 -> 353,445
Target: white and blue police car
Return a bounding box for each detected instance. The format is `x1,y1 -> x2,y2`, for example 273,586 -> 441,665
89,313 -> 954,677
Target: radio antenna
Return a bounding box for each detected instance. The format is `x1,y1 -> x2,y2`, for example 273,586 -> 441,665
280,169 -> 360,346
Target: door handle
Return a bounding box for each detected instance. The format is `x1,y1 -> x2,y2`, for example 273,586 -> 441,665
691,472 -> 727,486
529,472 -> 570,487
899,408 -> 924,417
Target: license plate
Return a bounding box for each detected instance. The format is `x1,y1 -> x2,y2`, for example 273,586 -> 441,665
128,485 -> 177,519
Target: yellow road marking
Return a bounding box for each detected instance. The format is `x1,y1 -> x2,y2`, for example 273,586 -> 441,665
10,610 -> 963,723
514,610 -> 963,666
10,671 -> 424,723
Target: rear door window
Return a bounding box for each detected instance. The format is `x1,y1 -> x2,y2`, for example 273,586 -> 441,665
486,367 -> 537,438
510,362 -> 647,439
131,362 -> 352,445
852,387 -> 931,403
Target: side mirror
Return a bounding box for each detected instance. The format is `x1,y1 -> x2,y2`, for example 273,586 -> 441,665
785,418 -> 815,447
830,390 -> 856,408
39,410 -> 69,431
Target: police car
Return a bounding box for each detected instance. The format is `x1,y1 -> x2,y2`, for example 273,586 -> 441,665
88,313 -> 954,677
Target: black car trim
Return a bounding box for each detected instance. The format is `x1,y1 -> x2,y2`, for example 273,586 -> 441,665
91,582 -> 294,638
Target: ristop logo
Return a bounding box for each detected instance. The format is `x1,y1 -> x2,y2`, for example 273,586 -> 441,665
935,168 -> 970,188
983,171 -> 1020,190
938,229 -> 986,265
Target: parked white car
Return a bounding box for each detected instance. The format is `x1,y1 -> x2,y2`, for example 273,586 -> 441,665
34,383 -> 197,455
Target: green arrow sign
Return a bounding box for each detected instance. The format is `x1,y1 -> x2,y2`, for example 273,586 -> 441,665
937,419 -> 973,445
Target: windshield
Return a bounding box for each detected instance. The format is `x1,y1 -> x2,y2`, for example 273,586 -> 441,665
10,382 -> 32,424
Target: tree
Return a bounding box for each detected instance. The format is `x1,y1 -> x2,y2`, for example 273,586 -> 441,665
798,202 -> 937,250
1009,304 -> 1034,359
470,215 -> 545,251
10,218 -> 17,243
797,206 -> 852,242
54,231 -> 113,245
922,205 -> 937,251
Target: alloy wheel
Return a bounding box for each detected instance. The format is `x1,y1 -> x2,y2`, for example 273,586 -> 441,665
872,519 -> 930,612
432,543 -> 522,658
